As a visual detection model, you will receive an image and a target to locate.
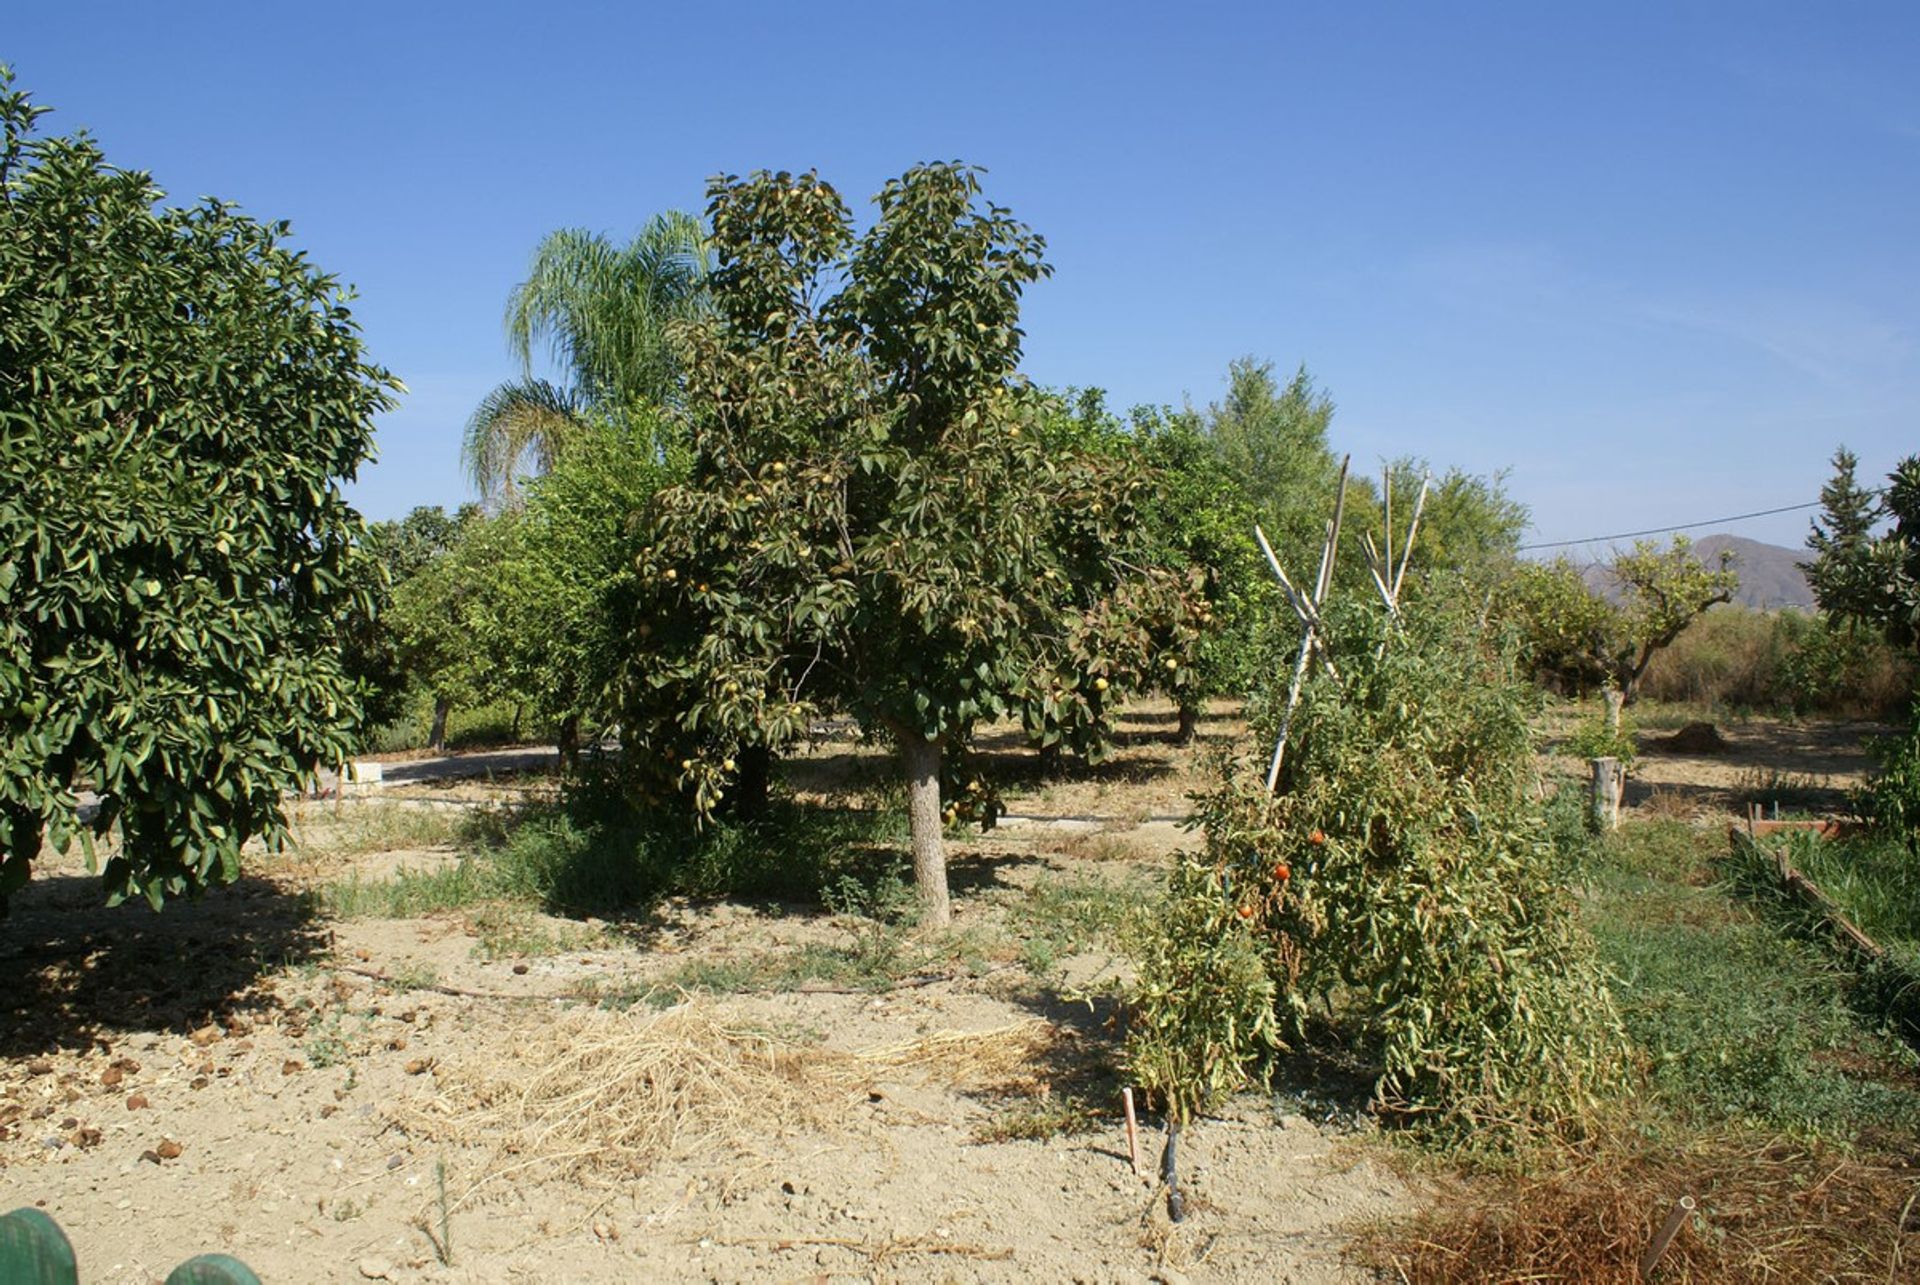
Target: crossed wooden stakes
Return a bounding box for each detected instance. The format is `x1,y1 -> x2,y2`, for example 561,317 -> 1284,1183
1255,458 -> 1429,792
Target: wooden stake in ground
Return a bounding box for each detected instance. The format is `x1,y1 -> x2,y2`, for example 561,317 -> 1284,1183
1260,459 -> 1429,792
1260,456 -> 1352,791
1122,1088 -> 1143,1181
1639,1194 -> 1695,1279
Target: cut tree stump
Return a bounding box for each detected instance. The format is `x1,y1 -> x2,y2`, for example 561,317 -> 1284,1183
1590,756 -> 1623,831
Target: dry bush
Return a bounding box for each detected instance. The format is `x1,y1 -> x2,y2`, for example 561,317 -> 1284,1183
1353,1127 -> 1920,1282
1639,606 -> 1911,719
1637,785 -> 1703,822
857,1018 -> 1057,1089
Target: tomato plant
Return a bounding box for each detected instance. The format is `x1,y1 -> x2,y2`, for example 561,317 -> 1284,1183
1128,583 -> 1629,1135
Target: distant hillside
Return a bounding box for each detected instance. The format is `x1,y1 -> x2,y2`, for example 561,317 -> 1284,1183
1579,534 -> 1814,609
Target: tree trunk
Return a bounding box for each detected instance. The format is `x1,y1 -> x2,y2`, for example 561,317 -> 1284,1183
557,713 -> 580,773
901,735 -> 951,927
511,703 -> 524,741
1175,703 -> 1199,745
734,743 -> 772,820
1036,741 -> 1062,776
428,696 -> 451,753
1603,687 -> 1625,733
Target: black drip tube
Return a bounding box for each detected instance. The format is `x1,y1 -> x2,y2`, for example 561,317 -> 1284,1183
1161,1118 -> 1185,1222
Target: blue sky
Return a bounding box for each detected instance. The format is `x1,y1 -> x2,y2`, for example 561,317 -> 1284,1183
10,2 -> 1917,551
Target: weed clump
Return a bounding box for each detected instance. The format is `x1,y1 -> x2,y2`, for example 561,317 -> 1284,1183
1127,588 -> 1629,1138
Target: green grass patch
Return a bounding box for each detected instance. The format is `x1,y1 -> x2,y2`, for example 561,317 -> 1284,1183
366,696 -> 540,753
1011,871 -> 1154,979
320,786 -> 923,947
1766,829 -> 1920,952
1580,820 -> 1920,1141
290,802 -> 471,860
637,923 -> 998,1000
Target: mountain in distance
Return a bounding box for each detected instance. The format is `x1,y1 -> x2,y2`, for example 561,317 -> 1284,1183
1578,533 -> 1815,610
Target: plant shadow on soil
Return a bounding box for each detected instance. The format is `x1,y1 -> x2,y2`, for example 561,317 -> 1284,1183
1619,774 -> 1855,817
972,984 -> 1137,1150
1,872 -> 327,1059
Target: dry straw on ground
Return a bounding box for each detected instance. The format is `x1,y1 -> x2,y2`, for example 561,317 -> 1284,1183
1354,1127 -> 1920,1282
855,1018 -> 1055,1089
396,1000 -> 1058,1202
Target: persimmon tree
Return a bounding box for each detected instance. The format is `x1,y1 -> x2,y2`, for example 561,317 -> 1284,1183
1009,392 -> 1218,753
627,164 -> 1181,923
0,69 -> 397,908
1124,401 -> 1263,739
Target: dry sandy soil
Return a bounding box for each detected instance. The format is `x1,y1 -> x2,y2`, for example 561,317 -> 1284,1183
3,701 -> 1869,1282
2,703 -> 1409,1284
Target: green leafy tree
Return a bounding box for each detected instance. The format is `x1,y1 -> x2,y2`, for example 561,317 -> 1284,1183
1805,447 -> 1920,654
1011,391 -> 1213,756
1803,448 -> 1920,839
339,504 -> 470,733
1364,459 -> 1528,584
386,509 -> 533,750
464,214 -> 709,501
0,69 -> 397,908
509,414 -> 685,763
630,164 -> 1171,924
1205,359 -> 1339,577
1503,536 -> 1738,704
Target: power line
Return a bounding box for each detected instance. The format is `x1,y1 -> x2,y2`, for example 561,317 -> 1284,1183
1519,489 -> 1884,552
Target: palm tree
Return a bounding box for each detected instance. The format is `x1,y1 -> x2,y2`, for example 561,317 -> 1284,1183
464,211 -> 710,502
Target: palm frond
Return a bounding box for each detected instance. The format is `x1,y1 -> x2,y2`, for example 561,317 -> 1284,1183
463,378 -> 588,504
502,213 -> 712,413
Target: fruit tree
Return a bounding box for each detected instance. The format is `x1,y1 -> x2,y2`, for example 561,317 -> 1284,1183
0,69 -> 397,908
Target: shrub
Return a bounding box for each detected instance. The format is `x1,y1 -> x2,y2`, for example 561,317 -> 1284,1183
1563,701 -> 1638,769
1859,712 -> 1920,850
1635,604 -> 1911,718
1126,587 -> 1629,1137
469,770 -> 915,918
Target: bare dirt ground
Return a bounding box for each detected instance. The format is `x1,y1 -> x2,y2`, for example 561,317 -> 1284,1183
1540,701 -> 1887,820
6,701 -> 1882,1282
2,701 -> 1409,1284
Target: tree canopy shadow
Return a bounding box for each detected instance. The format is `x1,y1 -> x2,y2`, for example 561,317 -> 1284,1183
1,872 -> 326,1059
944,846 -> 1053,898
971,746 -> 1180,790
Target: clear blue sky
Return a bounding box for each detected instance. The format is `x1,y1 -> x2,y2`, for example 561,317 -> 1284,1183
10,2 -> 1917,551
